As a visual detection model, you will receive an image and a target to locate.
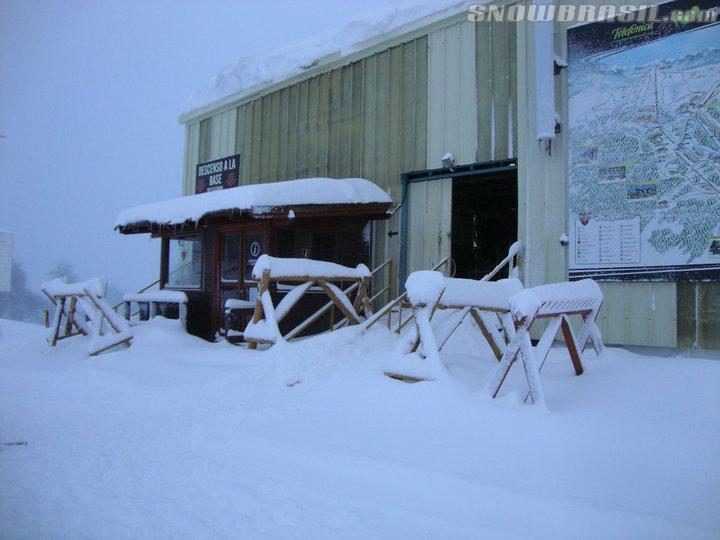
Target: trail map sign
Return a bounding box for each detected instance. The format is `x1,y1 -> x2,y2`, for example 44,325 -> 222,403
195,154 -> 241,194
568,1 -> 720,281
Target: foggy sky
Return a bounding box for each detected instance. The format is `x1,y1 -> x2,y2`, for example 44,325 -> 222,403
0,0 -> 389,293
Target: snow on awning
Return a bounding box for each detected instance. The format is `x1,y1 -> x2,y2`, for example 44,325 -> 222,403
115,177 -> 392,233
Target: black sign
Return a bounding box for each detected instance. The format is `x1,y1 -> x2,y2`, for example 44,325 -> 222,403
195,154 -> 241,194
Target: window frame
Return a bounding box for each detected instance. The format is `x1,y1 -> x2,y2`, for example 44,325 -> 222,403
162,233 -> 204,290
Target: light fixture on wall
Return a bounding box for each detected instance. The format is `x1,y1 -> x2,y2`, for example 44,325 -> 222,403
441,152 -> 455,169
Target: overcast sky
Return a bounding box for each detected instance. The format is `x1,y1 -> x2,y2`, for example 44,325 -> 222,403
0,0 -> 389,292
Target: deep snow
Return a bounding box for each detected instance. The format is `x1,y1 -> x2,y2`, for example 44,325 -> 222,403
1,317 -> 719,538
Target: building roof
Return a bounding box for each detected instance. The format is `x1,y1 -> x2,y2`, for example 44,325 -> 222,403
181,0 -> 474,121
115,177 -> 392,233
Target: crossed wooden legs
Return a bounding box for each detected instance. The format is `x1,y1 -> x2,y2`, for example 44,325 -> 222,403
485,310 -> 604,406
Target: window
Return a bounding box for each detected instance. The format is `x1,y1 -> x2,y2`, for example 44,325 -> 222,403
167,235 -> 203,288
221,235 -> 240,282
277,229 -> 335,262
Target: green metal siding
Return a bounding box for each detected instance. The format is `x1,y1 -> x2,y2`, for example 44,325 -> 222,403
229,37 -> 427,196
217,37 -> 428,289
476,19 -> 517,161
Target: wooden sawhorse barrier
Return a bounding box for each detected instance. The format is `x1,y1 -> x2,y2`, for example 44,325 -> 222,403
484,279 -> 604,406
392,271 -> 524,381
41,277 -> 133,356
244,255 -> 372,348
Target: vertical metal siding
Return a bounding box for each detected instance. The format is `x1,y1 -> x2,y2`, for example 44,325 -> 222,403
210,108 -> 236,160
198,117 -> 212,163
475,19 -> 517,161
596,283 -> 677,348
209,36 -> 428,294
407,178 -> 452,273
182,121 -> 200,196
427,21 -> 478,168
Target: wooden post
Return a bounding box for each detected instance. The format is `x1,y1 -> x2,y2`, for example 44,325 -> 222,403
248,268 -> 270,350
353,276 -> 370,313
64,296 -> 77,338
49,297 -> 65,346
560,316 -> 584,376
470,309 -> 503,360
316,280 -> 359,324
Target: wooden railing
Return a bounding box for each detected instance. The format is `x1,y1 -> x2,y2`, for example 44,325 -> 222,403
284,258 -> 394,340
112,279 -> 161,312
364,241 -> 522,334
364,256 -> 453,332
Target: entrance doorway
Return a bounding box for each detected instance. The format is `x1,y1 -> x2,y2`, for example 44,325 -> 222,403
451,168 -> 517,280
400,159 -> 518,287
217,225 -> 267,336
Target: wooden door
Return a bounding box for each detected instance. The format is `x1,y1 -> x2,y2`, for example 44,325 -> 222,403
216,225 -> 268,336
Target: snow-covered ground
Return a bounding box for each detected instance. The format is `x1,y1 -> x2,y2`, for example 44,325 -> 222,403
1,316 -> 719,538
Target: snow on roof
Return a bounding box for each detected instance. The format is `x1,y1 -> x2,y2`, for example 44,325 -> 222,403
115,177 -> 391,230
182,0 -> 474,119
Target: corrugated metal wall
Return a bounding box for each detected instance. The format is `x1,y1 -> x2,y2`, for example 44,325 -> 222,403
179,7 -> 717,349
476,19 -> 517,162
210,108 -> 236,160
183,35 -> 431,295
182,15 -> 518,294
182,122 -> 200,196
407,178 -> 452,273
406,19 -> 517,275
427,21 -> 477,168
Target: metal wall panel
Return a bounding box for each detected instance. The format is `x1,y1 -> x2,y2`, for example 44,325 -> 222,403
182,122 -> 200,196
596,282 -> 677,348
210,108 -> 236,160
198,117 -> 212,163
427,21 -> 478,168
407,178 -> 452,273
211,36 -> 429,295
475,19 -> 517,161
233,42 -> 429,189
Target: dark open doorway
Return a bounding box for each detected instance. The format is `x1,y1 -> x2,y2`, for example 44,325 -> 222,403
451,169 -> 517,280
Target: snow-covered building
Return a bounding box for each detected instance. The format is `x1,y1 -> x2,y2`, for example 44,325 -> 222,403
116,178 -> 391,339
121,0 -> 719,348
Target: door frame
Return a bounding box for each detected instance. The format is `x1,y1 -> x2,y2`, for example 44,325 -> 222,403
399,158 -> 517,288
214,221 -> 271,334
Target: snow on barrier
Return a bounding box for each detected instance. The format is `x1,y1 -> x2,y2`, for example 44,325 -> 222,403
121,290 -> 188,328
41,277 -> 133,356
484,279 -> 605,406
393,271 -> 524,381
244,255 -> 372,348
395,272 -> 604,406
